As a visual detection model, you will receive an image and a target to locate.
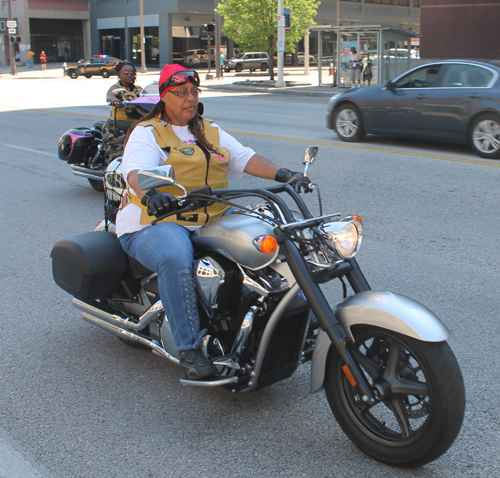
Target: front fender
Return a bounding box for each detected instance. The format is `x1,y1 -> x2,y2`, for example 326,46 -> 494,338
310,290 -> 450,393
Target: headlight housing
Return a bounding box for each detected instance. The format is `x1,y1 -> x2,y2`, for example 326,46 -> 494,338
320,216 -> 363,259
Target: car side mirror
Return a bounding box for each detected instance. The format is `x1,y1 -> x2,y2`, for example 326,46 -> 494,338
386,81 -> 396,91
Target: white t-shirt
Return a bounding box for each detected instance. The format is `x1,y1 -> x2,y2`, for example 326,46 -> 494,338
116,121 -> 255,237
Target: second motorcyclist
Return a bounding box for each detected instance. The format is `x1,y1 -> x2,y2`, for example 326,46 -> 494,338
102,60 -> 143,161
116,64 -> 309,380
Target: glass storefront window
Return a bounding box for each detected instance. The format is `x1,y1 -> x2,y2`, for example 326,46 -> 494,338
101,29 -> 125,60
129,27 -> 159,67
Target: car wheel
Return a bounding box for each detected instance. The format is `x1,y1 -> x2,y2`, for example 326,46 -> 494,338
224,67 -> 230,72
68,70 -> 78,79
235,64 -> 243,72
260,62 -> 268,71
470,114 -> 500,159
101,69 -> 110,79
334,104 -> 365,142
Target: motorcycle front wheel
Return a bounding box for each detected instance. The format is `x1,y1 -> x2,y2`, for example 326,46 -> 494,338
88,178 -> 104,192
324,325 -> 465,467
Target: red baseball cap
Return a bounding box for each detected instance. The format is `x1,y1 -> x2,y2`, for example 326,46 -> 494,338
159,64 -> 200,98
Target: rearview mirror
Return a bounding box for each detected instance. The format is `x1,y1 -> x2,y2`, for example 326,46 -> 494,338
303,146 -> 318,177
385,81 -> 396,91
138,165 -> 187,196
303,147 -> 318,165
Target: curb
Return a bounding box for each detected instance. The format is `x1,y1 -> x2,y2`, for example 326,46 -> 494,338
203,83 -> 337,97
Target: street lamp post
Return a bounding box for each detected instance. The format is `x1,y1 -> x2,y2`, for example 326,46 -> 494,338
139,0 -> 147,73
214,0 -> 221,79
7,0 -> 16,76
276,0 -> 286,88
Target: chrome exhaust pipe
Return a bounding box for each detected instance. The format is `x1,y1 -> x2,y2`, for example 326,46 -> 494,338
73,298 -> 163,331
73,298 -> 179,364
179,376 -> 239,387
71,165 -> 105,182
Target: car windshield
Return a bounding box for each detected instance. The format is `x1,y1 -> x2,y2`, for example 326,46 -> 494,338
234,54 -> 244,59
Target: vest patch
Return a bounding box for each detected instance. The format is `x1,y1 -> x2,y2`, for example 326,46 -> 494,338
180,147 -> 195,156
176,212 -> 199,222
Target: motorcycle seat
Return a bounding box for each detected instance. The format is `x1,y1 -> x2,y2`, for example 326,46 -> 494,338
92,121 -> 105,131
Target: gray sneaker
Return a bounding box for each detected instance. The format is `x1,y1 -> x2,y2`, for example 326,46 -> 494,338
179,348 -> 216,380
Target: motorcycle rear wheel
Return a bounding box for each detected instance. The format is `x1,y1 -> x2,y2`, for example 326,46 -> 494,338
324,325 -> 465,467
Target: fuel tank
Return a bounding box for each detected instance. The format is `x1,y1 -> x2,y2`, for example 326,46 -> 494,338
192,212 -> 278,270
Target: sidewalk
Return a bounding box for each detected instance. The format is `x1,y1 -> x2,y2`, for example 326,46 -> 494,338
0,62 -> 342,97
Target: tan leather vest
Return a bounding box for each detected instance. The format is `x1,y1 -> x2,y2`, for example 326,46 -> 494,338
126,117 -> 231,226
109,82 -> 143,122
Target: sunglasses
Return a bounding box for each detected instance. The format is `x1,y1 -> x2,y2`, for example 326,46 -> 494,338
159,70 -> 200,96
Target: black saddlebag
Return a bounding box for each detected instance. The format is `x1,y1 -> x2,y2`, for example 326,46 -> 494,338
51,231 -> 126,301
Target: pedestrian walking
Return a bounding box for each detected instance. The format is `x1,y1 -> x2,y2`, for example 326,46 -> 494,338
363,59 -> 373,87
219,49 -> 225,78
40,51 -> 46,70
27,49 -> 35,68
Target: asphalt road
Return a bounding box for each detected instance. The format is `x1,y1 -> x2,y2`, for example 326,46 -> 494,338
0,76 -> 499,478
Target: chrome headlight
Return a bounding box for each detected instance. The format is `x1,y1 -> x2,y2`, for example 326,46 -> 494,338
320,216 -> 363,259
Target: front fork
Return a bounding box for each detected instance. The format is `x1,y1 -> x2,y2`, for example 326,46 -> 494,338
282,239 -> 377,409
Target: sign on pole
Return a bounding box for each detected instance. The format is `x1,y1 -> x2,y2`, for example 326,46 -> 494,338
8,28 -> 16,34
7,20 -> 17,28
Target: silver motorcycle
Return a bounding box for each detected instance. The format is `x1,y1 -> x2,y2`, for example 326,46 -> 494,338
51,147 -> 465,467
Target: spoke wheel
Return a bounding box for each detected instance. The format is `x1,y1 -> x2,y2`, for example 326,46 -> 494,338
69,70 -> 78,79
101,69 -> 110,78
470,114 -> 500,159
334,104 -> 365,142
324,325 -> 465,467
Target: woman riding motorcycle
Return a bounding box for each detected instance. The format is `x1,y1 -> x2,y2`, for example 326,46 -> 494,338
117,64 -> 309,380
102,60 -> 143,161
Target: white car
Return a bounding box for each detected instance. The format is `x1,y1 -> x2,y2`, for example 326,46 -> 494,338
183,49 -> 208,66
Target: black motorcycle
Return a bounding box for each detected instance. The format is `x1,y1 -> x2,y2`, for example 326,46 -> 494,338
56,89 -> 156,191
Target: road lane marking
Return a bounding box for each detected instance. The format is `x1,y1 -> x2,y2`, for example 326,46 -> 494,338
0,143 -> 58,158
225,130 -> 500,168
2,107 -> 499,168
0,427 -> 45,478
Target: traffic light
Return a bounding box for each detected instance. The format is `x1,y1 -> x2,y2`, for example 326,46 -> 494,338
10,35 -> 21,43
204,23 -> 215,32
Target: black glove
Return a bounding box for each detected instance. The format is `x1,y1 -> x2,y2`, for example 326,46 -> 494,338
274,168 -> 313,193
141,189 -> 177,218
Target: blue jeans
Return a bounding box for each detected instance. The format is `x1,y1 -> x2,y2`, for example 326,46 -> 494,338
119,223 -> 200,351
28,58 -> 34,68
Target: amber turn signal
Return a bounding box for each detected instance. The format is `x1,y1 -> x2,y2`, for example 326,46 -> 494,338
258,235 -> 278,254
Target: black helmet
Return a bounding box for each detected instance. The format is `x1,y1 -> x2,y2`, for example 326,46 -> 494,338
58,128 -> 95,164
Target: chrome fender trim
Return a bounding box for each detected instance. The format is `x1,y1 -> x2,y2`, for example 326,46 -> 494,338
310,290 -> 450,393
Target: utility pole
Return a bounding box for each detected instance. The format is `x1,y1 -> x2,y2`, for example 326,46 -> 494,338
214,0 -> 221,79
7,0 -> 16,75
276,0 -> 285,88
139,0 -> 147,73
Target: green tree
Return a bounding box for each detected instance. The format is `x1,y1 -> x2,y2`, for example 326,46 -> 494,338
216,0 -> 319,80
